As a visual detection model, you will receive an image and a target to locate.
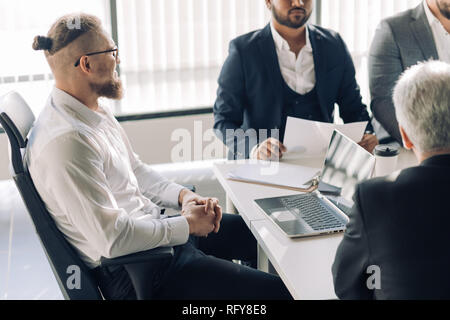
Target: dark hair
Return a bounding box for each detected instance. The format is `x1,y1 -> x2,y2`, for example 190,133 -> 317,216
32,13 -> 102,55
32,36 -> 53,51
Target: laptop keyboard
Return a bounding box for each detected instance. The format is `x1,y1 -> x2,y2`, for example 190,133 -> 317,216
281,195 -> 345,231
328,198 -> 353,216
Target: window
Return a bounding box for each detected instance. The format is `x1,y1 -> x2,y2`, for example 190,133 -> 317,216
115,0 -> 270,115
320,0 -> 422,104
0,0 -> 424,118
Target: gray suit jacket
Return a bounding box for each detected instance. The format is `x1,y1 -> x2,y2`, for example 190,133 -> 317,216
369,3 -> 439,143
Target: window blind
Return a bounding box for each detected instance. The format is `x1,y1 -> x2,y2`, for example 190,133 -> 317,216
0,0 -> 424,116
115,0 -> 271,114
321,0 -> 421,104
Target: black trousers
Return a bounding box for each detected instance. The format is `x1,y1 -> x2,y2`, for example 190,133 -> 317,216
94,214 -> 292,300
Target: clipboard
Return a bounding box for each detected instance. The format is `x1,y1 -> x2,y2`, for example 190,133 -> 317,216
226,162 -> 321,193
227,176 -> 319,193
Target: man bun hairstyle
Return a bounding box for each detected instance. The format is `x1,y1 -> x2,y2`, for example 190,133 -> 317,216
32,36 -> 53,51
32,13 -> 102,56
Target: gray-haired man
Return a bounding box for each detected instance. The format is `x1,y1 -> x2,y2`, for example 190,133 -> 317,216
332,61 -> 450,299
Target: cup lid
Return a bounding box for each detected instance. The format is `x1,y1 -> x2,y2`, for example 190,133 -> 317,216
374,144 -> 400,157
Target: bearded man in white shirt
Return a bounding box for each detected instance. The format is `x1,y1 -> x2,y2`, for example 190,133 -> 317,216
369,0 -> 450,144
29,13 -> 292,300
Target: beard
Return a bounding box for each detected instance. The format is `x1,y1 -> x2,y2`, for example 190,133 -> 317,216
437,0 -> 450,19
90,76 -> 123,100
272,6 -> 312,29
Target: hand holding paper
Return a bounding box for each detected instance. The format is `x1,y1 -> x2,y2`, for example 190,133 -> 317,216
357,133 -> 379,153
252,137 -> 287,161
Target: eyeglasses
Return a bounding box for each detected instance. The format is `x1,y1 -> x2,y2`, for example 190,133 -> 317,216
74,47 -> 119,67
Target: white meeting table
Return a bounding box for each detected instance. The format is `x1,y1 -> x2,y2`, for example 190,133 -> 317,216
213,149 -> 418,300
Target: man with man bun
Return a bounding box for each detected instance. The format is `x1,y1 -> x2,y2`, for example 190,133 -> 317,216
28,13 -> 292,300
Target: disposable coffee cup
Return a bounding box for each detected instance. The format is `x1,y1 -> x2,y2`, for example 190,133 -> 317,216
374,145 -> 399,177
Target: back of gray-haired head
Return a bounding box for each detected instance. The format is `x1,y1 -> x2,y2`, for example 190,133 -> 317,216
393,60 -> 450,153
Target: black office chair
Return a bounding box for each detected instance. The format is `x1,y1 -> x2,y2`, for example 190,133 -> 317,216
0,91 -> 176,300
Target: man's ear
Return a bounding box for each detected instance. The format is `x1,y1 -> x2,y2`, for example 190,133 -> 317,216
79,56 -> 91,74
399,125 -> 414,150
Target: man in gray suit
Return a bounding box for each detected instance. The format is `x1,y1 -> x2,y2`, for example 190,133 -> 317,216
369,0 -> 450,144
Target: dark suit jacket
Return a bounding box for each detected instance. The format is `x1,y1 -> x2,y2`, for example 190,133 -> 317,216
332,154 -> 450,300
369,3 -> 439,143
214,24 -> 373,159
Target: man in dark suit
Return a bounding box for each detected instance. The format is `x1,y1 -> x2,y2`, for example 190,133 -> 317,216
213,0 -> 378,160
332,60 -> 450,300
369,0 -> 450,144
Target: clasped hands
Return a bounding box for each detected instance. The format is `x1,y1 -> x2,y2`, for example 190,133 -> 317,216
178,189 -> 223,237
251,134 -> 379,160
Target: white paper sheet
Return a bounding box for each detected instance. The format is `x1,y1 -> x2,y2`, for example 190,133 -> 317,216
283,117 -> 368,157
227,162 -> 321,190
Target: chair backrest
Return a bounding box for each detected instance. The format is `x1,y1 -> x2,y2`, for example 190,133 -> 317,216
0,91 -> 103,300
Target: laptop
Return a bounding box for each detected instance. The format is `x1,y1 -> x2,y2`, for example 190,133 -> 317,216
254,129 -> 376,238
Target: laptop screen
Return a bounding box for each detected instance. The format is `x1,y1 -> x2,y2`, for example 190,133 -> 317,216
318,130 -> 375,205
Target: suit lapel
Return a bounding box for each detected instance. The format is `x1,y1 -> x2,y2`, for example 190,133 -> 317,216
308,25 -> 331,122
257,24 -> 284,121
410,3 -> 439,60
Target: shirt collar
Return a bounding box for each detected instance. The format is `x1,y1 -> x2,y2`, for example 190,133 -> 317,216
270,21 -> 312,53
51,87 -> 104,127
423,0 -> 441,27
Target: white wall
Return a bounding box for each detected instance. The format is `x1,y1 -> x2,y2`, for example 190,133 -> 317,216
121,113 -> 227,164
0,134 -> 9,180
0,113 -> 227,180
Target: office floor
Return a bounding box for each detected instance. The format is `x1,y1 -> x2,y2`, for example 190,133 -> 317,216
0,162 -> 226,300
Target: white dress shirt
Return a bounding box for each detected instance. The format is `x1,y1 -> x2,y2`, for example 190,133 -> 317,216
424,0 -> 450,63
250,23 -> 316,158
27,87 -> 189,268
270,21 -> 316,95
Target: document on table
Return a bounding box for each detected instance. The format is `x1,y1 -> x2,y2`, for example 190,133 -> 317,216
283,117 -> 368,157
227,162 -> 321,191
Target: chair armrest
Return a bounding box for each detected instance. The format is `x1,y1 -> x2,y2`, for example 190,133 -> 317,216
182,184 -> 196,193
100,247 -> 174,268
